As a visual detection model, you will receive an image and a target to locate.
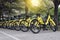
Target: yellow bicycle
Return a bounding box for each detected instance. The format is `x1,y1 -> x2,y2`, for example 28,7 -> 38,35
0,22 -> 4,28
20,16 -> 30,32
45,14 -> 56,32
2,21 -> 8,29
14,20 -> 21,31
30,14 -> 44,34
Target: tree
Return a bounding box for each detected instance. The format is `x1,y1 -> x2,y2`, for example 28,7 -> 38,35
0,0 -> 24,17
54,0 -> 58,30
24,0 -> 54,15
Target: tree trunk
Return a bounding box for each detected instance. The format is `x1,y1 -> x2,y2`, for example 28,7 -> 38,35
25,5 -> 28,15
54,0 -> 58,30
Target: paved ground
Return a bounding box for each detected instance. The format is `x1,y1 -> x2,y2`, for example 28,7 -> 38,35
0,28 -> 60,40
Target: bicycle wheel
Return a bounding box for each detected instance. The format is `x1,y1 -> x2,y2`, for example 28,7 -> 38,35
2,22 -> 6,29
15,26 -> 20,31
14,22 -> 20,31
50,24 -> 56,32
49,22 -> 56,32
2,24 -> 7,29
30,19 -> 41,34
20,20 -> 29,32
10,24 -> 15,30
7,23 -> 12,29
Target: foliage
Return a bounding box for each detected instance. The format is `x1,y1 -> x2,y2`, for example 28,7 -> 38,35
25,0 -> 54,15
0,0 -> 55,17
0,0 -> 24,17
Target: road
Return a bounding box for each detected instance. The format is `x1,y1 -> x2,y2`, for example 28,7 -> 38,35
0,28 -> 60,40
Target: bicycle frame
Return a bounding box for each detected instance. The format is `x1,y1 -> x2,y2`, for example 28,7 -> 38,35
26,18 -> 33,27
45,15 -> 56,26
0,22 -> 3,27
37,16 -> 44,25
